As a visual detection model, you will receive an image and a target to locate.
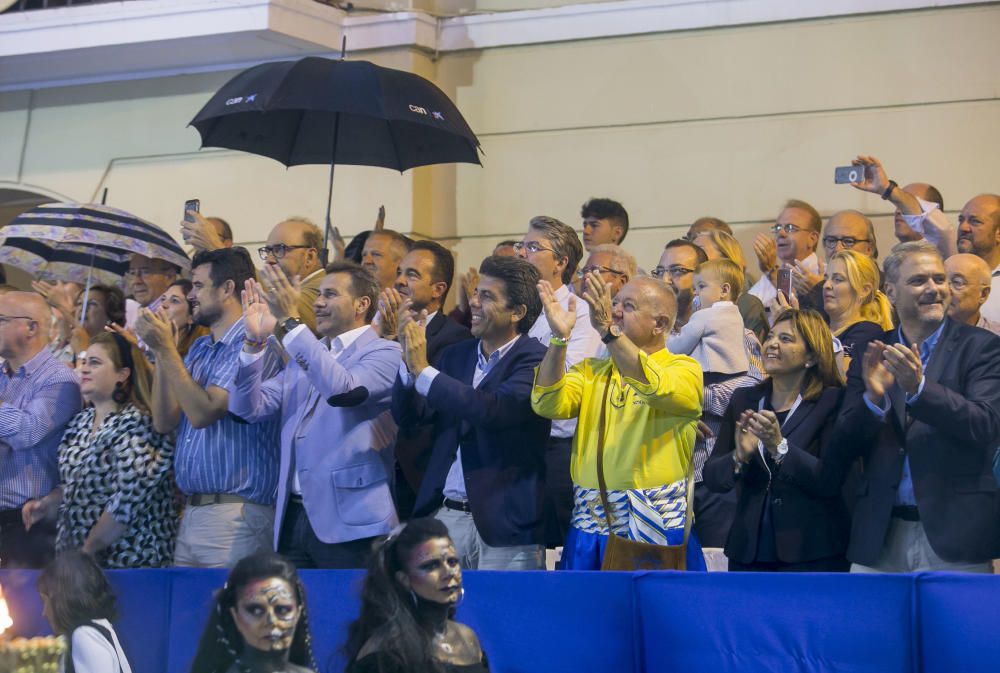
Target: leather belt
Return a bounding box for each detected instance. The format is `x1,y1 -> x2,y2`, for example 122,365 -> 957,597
186,493 -> 248,507
443,497 -> 472,513
891,505 -> 920,522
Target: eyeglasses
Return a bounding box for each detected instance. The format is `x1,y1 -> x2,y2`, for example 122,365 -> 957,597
577,265 -> 625,278
771,223 -> 805,235
124,267 -> 172,279
258,244 -> 311,260
512,241 -> 556,255
823,236 -> 871,249
0,315 -> 35,325
651,266 -> 694,279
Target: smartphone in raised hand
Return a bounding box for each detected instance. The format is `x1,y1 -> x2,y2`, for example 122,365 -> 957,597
183,198 -> 201,223
833,165 -> 865,184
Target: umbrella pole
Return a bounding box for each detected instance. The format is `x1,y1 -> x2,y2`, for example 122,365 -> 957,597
321,111 -> 341,267
78,248 -> 97,326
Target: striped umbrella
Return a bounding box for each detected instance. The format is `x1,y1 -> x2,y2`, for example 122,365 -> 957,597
0,203 -> 189,286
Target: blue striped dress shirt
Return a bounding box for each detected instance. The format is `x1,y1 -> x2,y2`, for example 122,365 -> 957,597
174,317 -> 280,505
0,347 -> 81,510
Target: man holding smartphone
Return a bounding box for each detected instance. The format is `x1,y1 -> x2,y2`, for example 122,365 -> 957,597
747,199 -> 823,319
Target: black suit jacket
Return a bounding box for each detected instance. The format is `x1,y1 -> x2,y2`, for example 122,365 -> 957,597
704,382 -> 848,564
394,312 -> 473,491
391,335 -> 551,547
833,318 -> 1000,565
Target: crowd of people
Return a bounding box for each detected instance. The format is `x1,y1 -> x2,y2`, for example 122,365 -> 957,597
2,153 -> 999,578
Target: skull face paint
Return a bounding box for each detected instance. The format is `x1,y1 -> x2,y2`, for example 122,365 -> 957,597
230,578 -> 301,652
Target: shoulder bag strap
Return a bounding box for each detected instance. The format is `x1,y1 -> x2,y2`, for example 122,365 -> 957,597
595,368 -> 616,535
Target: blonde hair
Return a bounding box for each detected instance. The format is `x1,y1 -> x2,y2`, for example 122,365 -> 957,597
828,250 -> 893,331
699,230 -> 747,272
770,309 -> 845,400
696,259 -> 744,298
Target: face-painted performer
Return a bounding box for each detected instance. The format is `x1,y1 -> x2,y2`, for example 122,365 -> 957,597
342,517 -> 490,673
190,553 -> 317,673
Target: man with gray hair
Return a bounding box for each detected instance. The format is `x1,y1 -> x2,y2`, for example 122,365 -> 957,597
517,215 -> 603,548
0,292 -> 81,567
579,244 -> 637,299
833,240 -> 1000,573
259,217 -> 327,334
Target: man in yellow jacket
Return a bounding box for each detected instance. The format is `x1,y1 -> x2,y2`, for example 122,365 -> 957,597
531,271 -> 705,569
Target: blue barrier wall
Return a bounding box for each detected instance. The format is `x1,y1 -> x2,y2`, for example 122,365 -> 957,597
1,570 -> 997,673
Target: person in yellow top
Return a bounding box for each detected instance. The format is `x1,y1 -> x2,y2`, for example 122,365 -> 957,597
531,271 -> 706,570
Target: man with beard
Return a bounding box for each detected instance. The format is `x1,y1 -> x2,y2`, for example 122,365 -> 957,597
653,239 -> 707,329
834,241 -> 1000,572
136,248 -> 280,568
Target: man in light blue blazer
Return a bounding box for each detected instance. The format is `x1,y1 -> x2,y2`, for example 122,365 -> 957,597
230,261 -> 402,568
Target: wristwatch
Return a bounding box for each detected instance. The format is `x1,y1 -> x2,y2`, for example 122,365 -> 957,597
274,316 -> 303,341
773,438 -> 789,464
601,324 -> 622,344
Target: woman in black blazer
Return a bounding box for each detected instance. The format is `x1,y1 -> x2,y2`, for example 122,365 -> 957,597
704,308 -> 849,571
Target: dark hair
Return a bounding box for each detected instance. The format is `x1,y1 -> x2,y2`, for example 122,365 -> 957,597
190,553 -> 315,673
37,551 -> 117,635
665,239 -> 709,266
84,284 -> 126,327
345,231 -> 371,264
324,261 -> 380,322
208,217 -> 234,244
768,308 -> 844,400
191,247 -> 257,299
478,255 -> 542,334
89,331 -> 154,414
169,279 -> 196,315
581,198 -> 630,243
409,240 -> 456,303
343,518 -> 453,673
495,240 -> 517,249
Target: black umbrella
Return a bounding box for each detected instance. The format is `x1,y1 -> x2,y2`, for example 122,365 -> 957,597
189,56 -> 482,256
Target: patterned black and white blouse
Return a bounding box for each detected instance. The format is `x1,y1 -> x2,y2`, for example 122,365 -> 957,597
56,404 -> 178,568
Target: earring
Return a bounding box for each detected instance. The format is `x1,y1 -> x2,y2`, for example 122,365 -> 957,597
409,588 -> 419,608
456,587 -> 465,607
112,381 -> 128,404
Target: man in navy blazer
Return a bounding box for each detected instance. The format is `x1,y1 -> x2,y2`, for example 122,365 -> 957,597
392,255 -> 551,569
835,241 -> 1000,572
375,241 -> 473,517
230,262 -> 402,569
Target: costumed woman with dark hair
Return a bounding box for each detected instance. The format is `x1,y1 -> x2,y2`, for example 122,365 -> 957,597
37,550 -> 133,673
344,517 -> 488,673
190,552 -> 317,673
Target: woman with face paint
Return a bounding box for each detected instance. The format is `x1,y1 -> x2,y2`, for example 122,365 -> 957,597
343,518 -> 488,673
190,553 -> 317,673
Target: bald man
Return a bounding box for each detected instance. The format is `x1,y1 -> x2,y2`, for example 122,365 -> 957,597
532,274 -> 704,570
945,253 -> 1000,336
260,218 -> 326,334
0,292 -> 81,568
795,209 -> 879,317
